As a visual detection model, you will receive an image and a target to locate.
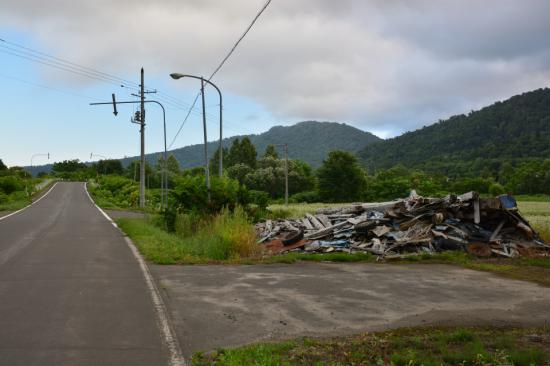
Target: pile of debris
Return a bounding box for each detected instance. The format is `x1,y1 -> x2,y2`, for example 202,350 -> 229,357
255,191 -> 549,259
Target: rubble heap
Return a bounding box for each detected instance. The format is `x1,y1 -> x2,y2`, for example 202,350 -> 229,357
255,191 -> 549,259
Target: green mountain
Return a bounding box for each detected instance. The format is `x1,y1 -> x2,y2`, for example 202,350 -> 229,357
359,88 -> 550,175
125,121 -> 381,169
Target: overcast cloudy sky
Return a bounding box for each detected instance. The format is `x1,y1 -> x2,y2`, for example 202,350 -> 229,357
1,0 -> 550,166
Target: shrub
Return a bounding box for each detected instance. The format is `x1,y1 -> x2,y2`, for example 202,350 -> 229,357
289,190 -> 319,203
90,175 -> 139,208
248,190 -> 270,210
172,175 -> 249,214
489,182 -> 506,196
0,176 -> 24,194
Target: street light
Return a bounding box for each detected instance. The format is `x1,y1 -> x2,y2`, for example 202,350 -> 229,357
31,152 -> 50,168
90,153 -> 108,175
29,152 -> 49,198
30,152 -> 50,176
90,99 -> 168,210
170,73 -> 223,178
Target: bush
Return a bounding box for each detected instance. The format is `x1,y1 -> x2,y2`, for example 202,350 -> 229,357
289,190 -> 319,203
248,190 -> 270,210
172,175 -> 249,214
0,176 -> 24,194
90,175 -> 139,208
489,182 -> 506,196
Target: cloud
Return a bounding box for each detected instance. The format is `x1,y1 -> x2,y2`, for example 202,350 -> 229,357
2,0 -> 550,136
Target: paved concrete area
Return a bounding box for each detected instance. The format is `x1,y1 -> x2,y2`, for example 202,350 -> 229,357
151,262 -> 550,358
0,182 -> 169,366
105,209 -> 147,220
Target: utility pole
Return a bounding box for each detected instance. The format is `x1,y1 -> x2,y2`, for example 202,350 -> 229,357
200,77 -> 211,202
139,68 -> 146,208
284,143 -> 289,207
274,144 -> 289,206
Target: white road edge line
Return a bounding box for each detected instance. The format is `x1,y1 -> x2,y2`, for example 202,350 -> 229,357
0,182 -> 58,221
83,182 -> 186,366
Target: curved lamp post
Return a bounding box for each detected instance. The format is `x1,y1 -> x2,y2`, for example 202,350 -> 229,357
31,152 -> 50,169
90,99 -> 168,210
90,153 -> 108,175
169,73 -> 223,178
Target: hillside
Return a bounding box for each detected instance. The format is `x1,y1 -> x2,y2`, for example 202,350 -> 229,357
359,88 -> 550,174
124,121 -> 381,169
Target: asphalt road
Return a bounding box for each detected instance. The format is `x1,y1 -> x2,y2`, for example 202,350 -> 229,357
0,182 -> 170,366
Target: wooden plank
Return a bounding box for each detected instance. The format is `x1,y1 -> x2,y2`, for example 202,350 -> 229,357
316,214 -> 331,228
474,198 -> 480,224
301,218 -> 313,230
306,213 -> 325,230
305,220 -> 349,239
489,220 -> 506,242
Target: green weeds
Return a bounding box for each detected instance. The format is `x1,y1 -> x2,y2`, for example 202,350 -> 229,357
192,327 -> 549,366
117,207 -> 261,264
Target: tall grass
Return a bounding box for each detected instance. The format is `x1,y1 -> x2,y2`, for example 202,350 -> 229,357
117,207 -> 262,264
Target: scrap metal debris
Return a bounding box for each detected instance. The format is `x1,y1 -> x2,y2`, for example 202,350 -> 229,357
255,192 -> 549,259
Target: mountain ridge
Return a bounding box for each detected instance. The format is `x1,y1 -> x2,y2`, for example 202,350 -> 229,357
359,88 -> 550,175
123,120 -> 381,168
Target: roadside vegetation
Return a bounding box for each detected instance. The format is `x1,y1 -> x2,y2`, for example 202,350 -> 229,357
117,207 -> 261,264
0,159 -> 51,212
192,327 -> 550,366
13,140 -> 547,274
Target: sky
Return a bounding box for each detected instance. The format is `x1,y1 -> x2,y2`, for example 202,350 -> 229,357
1,0 -> 550,167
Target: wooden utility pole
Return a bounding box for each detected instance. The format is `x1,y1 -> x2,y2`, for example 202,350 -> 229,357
139,68 -> 146,208
284,143 -> 288,206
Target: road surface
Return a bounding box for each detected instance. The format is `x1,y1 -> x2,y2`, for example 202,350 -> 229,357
0,182 -> 172,366
152,262 -> 550,357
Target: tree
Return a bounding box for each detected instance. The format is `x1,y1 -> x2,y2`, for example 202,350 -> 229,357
226,139 -> 241,168
0,159 -> 7,171
166,155 -> 181,175
52,159 -> 88,173
240,137 -> 257,168
245,156 -> 315,198
209,147 -> 228,174
95,159 -> 123,175
226,137 -> 257,169
227,163 -> 253,185
317,151 -> 367,202
263,144 -> 278,159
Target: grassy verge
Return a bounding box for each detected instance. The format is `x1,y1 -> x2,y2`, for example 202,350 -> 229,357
192,327 -> 550,366
116,208 -> 262,264
0,179 -> 55,212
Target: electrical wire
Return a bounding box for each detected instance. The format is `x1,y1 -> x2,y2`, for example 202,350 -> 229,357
0,72 -> 103,101
0,37 -> 199,115
167,0 -> 273,149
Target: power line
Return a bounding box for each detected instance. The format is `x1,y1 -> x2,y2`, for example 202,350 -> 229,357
0,37 -> 197,115
0,38 -> 140,88
0,72 -> 103,101
167,0 -> 273,149
209,0 -> 272,80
